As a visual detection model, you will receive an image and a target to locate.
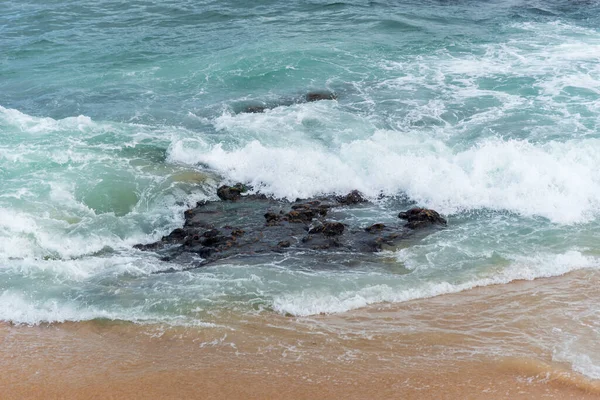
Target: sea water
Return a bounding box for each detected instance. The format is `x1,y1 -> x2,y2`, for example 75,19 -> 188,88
1,0 -> 600,379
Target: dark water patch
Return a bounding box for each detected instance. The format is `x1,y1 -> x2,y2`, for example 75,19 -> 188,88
522,6 -> 558,17
307,2 -> 351,11
376,19 -> 423,33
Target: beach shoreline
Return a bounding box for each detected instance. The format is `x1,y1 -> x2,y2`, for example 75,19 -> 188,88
3,270 -> 599,399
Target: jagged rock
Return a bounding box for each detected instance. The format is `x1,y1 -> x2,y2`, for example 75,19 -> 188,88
337,190 -> 368,205
398,208 -> 447,229
264,212 -> 282,225
286,209 -> 315,223
217,183 -> 249,201
309,221 -> 344,236
134,187 -> 446,272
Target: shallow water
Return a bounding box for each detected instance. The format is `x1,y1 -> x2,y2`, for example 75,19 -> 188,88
1,0 -> 600,382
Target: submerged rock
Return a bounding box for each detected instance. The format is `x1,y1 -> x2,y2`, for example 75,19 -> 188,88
238,90 -> 338,114
306,91 -> 337,102
134,189 -> 447,272
242,105 -> 267,114
365,223 -> 386,233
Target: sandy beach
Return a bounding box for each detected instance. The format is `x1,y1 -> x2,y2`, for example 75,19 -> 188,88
3,269 -> 599,399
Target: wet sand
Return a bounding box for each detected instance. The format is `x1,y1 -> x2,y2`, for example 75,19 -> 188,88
2,269 -> 599,399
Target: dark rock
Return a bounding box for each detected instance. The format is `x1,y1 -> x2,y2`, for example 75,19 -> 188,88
286,209 -> 315,223
217,183 -> 249,201
203,229 -> 220,238
264,212 -> 282,225
293,202 -> 330,217
306,91 -> 337,102
337,190 -> 368,205
231,229 -> 245,237
398,207 -> 447,229
309,221 -> 344,236
307,220 -> 324,234
322,221 -> 345,236
133,242 -> 162,251
134,186 -> 447,272
365,223 -> 386,233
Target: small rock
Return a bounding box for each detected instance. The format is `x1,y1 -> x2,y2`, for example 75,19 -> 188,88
365,223 -> 386,233
337,190 -> 368,205
308,221 -> 324,234
231,229 -> 245,237
278,240 -> 291,248
399,208 -> 447,229
306,91 -> 337,102
307,221 -> 344,236
203,229 -> 220,238
286,209 -> 315,223
323,221 -> 344,236
264,212 -> 282,225
217,183 -> 249,201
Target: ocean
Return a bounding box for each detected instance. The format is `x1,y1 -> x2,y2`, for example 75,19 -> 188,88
1,0 -> 600,394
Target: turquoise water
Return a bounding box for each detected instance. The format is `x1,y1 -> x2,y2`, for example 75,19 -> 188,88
2,0 -> 600,375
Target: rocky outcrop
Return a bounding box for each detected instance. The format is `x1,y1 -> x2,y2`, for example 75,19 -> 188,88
217,183 -> 250,201
239,90 -> 337,113
305,91 -> 337,102
399,207 -> 447,229
336,190 -> 368,205
134,186 -> 447,272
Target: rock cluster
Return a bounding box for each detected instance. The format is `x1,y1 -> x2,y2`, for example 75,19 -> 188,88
134,185 -> 447,272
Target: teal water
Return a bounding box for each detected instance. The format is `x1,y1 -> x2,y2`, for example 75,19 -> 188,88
2,0 -> 600,378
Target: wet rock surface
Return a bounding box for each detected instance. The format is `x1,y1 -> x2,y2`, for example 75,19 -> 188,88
134,186 -> 447,272
398,207 -> 447,229
305,91 -> 337,102
239,90 -> 338,114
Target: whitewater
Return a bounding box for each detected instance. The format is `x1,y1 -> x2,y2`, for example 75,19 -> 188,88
2,0 -> 600,382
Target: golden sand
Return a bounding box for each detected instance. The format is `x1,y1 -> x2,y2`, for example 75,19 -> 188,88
2,269 -> 599,399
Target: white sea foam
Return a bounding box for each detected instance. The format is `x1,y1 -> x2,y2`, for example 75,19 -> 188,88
0,106 -> 213,261
169,125 -> 600,223
553,334 -> 600,380
0,290 -> 216,327
0,105 -> 97,134
167,21 -> 600,224
555,352 -> 600,380
272,251 -> 597,316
